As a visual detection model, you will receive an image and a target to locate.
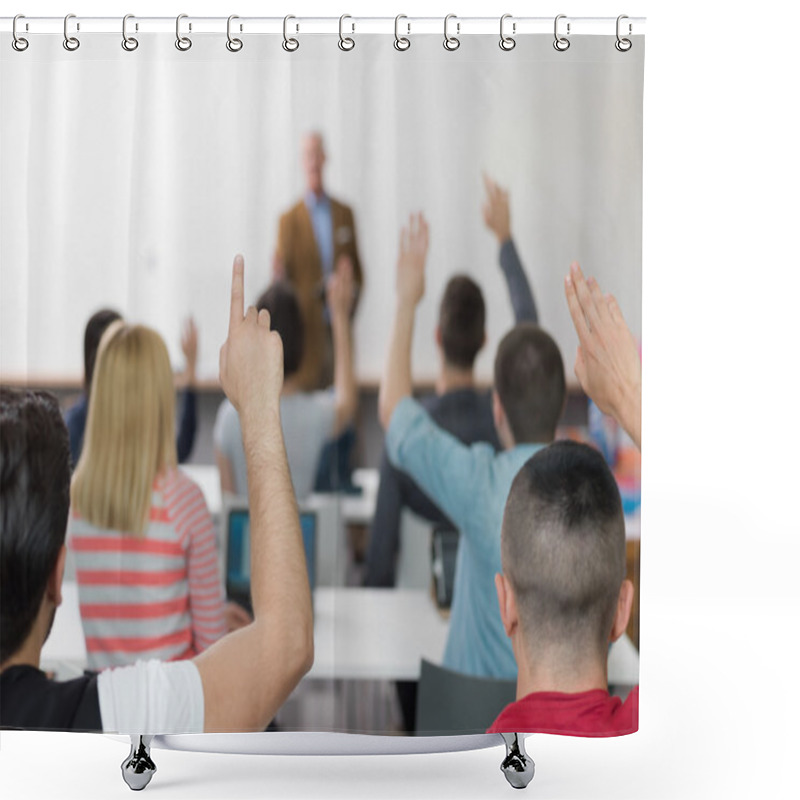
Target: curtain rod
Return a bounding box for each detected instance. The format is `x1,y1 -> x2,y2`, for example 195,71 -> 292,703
1,15 -> 646,37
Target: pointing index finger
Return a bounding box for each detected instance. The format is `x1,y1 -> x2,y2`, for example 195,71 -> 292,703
229,254 -> 244,333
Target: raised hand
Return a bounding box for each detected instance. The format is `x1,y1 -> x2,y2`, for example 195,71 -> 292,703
180,317 -> 198,384
219,254 -> 284,423
564,262 -> 642,449
396,213 -> 429,308
482,173 -> 511,243
327,255 -> 356,320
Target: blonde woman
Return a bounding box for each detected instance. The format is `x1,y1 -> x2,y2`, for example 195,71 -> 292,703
69,322 -> 226,670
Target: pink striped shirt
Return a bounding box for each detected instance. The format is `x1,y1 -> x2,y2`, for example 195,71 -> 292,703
68,468 -> 226,670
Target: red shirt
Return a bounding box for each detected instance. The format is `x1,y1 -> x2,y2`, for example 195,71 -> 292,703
487,686 -> 638,737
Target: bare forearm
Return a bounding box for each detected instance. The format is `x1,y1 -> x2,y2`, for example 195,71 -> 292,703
615,384 -> 642,451
331,312 -> 357,434
379,301 -> 416,428
241,408 -> 313,634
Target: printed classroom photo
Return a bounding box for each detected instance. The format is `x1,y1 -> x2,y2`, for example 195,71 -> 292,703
1,26 -> 643,756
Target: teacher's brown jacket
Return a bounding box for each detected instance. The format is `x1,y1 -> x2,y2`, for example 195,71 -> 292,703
276,197 -> 363,391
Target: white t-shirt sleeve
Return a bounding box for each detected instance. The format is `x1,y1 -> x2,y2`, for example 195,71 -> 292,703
97,659 -> 204,734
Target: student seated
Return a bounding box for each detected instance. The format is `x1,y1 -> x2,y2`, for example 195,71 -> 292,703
379,214 -> 566,679
65,310 -> 199,466
365,175 -> 539,588
487,441 -> 637,735
214,261 -> 356,500
69,322 -> 226,668
0,255 -> 313,733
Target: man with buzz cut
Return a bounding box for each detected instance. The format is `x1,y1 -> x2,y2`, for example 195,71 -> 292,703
379,213 -> 566,680
487,440 -> 638,735
0,255 -> 313,734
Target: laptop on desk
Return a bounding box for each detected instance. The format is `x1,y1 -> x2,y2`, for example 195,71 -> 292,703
224,501 -> 317,616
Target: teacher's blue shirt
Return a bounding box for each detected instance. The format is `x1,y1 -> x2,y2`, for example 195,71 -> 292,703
304,191 -> 334,280
386,396 -> 543,679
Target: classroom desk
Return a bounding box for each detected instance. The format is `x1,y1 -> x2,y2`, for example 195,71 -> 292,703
308,588 -> 448,681
41,583 -> 639,686
40,584 -> 445,682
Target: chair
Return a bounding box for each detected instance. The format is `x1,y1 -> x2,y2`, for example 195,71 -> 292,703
415,659 -> 517,736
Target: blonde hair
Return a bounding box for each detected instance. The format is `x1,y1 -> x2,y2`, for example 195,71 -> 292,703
72,322 -> 177,537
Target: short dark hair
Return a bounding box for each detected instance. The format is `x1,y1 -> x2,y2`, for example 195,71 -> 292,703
494,323 -> 565,443
84,309 -> 122,395
0,388 -> 71,662
256,283 -> 304,379
438,275 -> 486,370
502,441 -> 626,659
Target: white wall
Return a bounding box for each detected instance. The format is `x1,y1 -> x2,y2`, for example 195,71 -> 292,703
0,33 -> 642,383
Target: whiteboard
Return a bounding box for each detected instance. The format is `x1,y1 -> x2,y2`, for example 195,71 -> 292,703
0,33 -> 642,384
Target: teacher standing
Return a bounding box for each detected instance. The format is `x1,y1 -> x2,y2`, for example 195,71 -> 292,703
275,131 -> 363,391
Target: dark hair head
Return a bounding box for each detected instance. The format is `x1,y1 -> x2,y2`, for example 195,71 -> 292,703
0,388 -> 71,662
494,323 -> 566,443
502,441 -> 626,660
255,283 -> 304,379
438,275 -> 486,370
84,309 -> 122,395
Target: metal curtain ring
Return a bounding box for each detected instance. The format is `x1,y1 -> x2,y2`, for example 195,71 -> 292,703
615,14 -> 632,52
443,14 -> 460,51
226,15 -> 243,52
499,14 -> 515,51
176,14 -> 192,51
63,13 -> 80,51
283,15 -> 299,52
12,14 -> 29,51
122,14 -> 139,51
338,14 -> 355,51
394,14 -> 410,51
553,14 -> 570,52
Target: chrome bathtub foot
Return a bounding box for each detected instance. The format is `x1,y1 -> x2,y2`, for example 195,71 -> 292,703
500,732 -> 534,789
121,734 -> 156,791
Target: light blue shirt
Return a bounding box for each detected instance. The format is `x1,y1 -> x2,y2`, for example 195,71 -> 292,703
304,191 -> 334,280
386,397 -> 543,679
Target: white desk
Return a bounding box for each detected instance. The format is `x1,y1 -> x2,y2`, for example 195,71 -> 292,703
40,583 -> 447,682
42,582 -> 638,686
308,588 -> 448,681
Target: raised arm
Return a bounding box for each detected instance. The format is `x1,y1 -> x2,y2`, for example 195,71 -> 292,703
482,174 -> 538,324
194,254 -> 314,732
327,255 -> 358,437
378,213 -> 430,429
564,261 -> 642,450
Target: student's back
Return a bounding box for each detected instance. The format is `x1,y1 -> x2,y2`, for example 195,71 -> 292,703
215,391 -> 336,500
70,322 -> 225,669
378,214 -> 566,678
487,441 -> 638,736
69,467 -> 225,668
214,274 -> 357,502
365,178 -> 539,589
1,256 -> 314,738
